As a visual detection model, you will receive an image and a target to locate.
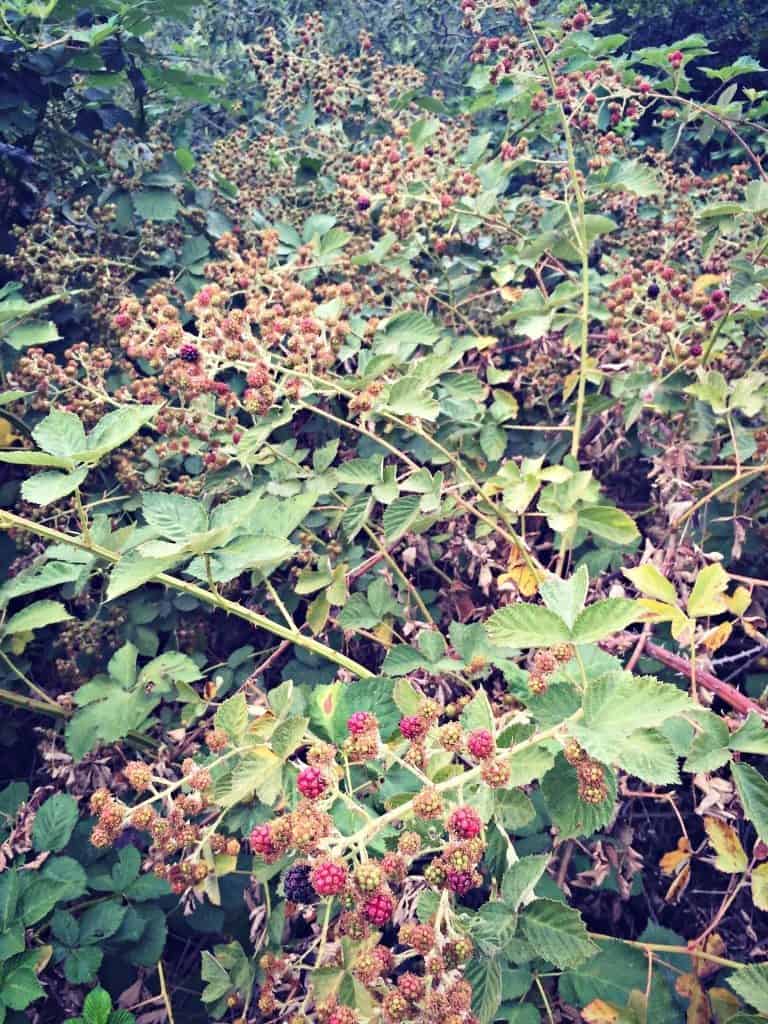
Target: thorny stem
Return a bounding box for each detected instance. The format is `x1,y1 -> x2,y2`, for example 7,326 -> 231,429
0,508 -> 374,680
588,934 -> 748,971
331,711 -> 582,854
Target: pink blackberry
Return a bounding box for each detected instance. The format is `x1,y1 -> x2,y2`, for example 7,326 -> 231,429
362,892 -> 395,926
447,805 -> 482,840
467,728 -> 494,760
347,711 -> 377,735
297,766 -> 327,800
310,859 -> 348,897
399,715 -> 428,741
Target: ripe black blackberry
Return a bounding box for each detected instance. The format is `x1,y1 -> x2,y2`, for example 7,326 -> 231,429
283,863 -> 316,904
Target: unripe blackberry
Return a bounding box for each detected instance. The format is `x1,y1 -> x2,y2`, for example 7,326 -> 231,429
89,788 -> 111,814
480,757 -> 510,789
297,766 -> 328,800
382,852 -> 407,883
413,787 -> 443,819
397,830 -> 421,857
425,953 -> 445,976
250,823 -> 276,859
438,722 -> 464,752
552,643 -> 574,663
418,698 -> 441,722
311,859 -> 348,897
399,922 -> 435,953
339,910 -> 369,940
467,728 -> 494,760
130,805 -> 155,830
528,674 -> 548,696
355,861 -> 383,892
283,863 -> 317,904
397,972 -> 425,1002
205,728 -> 229,752
447,805 -> 482,840
307,741 -> 337,766
328,1007 -> 359,1024
347,711 -> 377,735
382,991 -> 409,1022
90,825 -> 111,848
353,950 -> 383,983
424,860 -> 446,887
532,649 -> 557,675
124,762 -> 152,791
362,891 -> 394,926
563,738 -> 586,765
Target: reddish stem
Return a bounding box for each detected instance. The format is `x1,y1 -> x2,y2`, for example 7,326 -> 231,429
644,641 -> 768,721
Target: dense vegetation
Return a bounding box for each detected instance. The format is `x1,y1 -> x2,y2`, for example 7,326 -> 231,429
1,1 -> 768,1022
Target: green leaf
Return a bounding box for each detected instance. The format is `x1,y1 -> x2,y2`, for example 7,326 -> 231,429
81,987 -> 112,1024
480,422 -> 507,462
732,762 -> 768,843
86,406 -> 160,460
520,899 -> 598,968
142,492 -> 207,541
32,793 -> 78,853
597,159 -> 661,197
31,410 -> 86,457
730,713 -> 768,755
460,690 -> 494,734
542,754 -> 617,839
466,955 -> 503,1024
0,872 -> 18,934
539,567 -> 588,631
0,959 -> 44,1010
3,319 -> 60,350
577,506 -> 639,544
616,729 -> 680,784
132,189 -> 180,221
21,467 -> 88,506
571,599 -> 639,644
379,310 -> 440,350
63,946 -> 102,984
485,604 -> 571,649
501,854 -> 549,910
215,693 -> 248,742
729,963 -> 768,1014
382,495 -> 421,540
78,901 -> 126,944
3,599 -> 71,635
106,551 -> 183,601
271,716 -> 309,759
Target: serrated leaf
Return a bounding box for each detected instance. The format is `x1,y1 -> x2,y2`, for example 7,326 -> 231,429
78,901 -> 126,944
571,599 -> 639,644
81,987 -> 112,1024
3,599 -> 71,635
501,854 -> 549,910
142,491 -> 207,541
485,604 -> 571,649
32,793 -> 78,853
21,467 -> 89,506
466,954 -> 502,1024
687,563 -> 730,618
728,963 -> 768,1013
729,713 -> 768,754
732,762 -> 768,843
85,405 -> 160,460
31,410 -> 86,457
215,693 -> 248,742
520,899 -> 598,968
752,863 -> 768,911
623,564 -> 678,605
539,567 -> 588,630
616,729 -> 680,785
578,506 -> 639,545
704,817 -> 748,872
382,495 -> 420,540
542,754 -> 617,839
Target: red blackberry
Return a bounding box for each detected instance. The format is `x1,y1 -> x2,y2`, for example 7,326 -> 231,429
397,972 -> 425,1002
362,891 -> 395,926
447,806 -> 482,840
250,823 -> 275,858
310,859 -> 348,896
446,868 -> 476,895
297,766 -> 327,800
467,728 -> 494,760
399,715 -> 428,741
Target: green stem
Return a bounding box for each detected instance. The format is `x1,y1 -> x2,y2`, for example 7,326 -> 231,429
0,508 -> 373,680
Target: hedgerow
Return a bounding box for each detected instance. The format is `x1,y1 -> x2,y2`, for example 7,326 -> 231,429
1,1 -> 768,1022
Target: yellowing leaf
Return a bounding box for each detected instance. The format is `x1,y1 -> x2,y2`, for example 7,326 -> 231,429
752,862 -> 768,910
660,836 -> 692,875
675,973 -> 712,1024
725,586 -> 751,618
709,987 -> 742,1024
704,816 -> 748,872
374,620 -> 393,645
0,419 -> 20,446
664,863 -> 691,903
637,598 -> 692,641
623,564 -> 678,605
213,853 -> 238,877
693,273 -> 723,295
498,564 -> 540,597
702,621 -> 732,653
688,564 -> 730,618
501,286 -> 523,302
